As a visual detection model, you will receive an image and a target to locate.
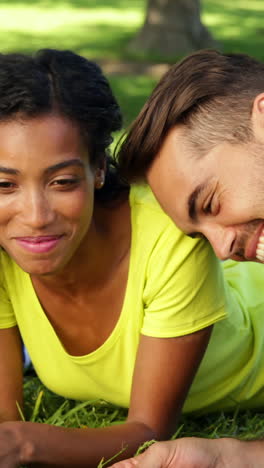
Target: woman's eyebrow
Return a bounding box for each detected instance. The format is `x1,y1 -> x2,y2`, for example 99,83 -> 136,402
0,159 -> 85,176
187,182 -> 207,222
0,166 -> 19,175
44,159 -> 85,175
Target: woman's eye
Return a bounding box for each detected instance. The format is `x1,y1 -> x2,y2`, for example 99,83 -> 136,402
52,178 -> 80,187
0,181 -> 16,190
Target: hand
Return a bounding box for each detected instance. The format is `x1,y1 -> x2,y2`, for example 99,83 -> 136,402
110,437 -> 248,468
0,422 -> 23,468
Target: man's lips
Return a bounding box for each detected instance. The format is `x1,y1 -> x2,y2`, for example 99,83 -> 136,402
14,235 -> 63,253
244,223 -> 264,260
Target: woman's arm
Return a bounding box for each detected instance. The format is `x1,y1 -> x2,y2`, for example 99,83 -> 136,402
3,327 -> 212,467
128,329 -> 212,439
0,327 -> 24,422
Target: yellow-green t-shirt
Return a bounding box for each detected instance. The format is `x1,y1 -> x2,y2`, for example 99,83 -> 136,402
0,184 -> 263,413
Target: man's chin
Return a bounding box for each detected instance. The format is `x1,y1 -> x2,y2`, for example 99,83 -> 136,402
230,254 -> 264,264
230,253 -> 247,262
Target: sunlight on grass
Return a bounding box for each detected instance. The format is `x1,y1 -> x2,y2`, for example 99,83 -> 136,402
203,0 -> 264,58
0,7 -> 141,31
0,0 -> 263,60
208,0 -> 263,11
0,2 -> 143,57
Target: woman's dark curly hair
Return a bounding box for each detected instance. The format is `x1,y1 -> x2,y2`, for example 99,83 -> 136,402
0,48 -> 128,202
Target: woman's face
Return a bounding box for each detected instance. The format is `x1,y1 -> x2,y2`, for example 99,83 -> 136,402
0,114 -> 99,276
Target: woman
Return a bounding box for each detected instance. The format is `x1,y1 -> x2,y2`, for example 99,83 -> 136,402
0,49 -> 263,468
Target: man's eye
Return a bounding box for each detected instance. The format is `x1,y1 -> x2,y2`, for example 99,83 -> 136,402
202,196 -> 213,214
203,196 -> 220,217
188,232 -> 206,240
203,203 -> 212,214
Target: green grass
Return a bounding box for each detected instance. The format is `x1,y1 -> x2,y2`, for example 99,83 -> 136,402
23,376 -> 264,458
24,377 -> 127,429
0,0 -> 144,59
203,0 -> 264,60
0,0 -> 263,61
2,0 -> 264,459
0,0 -> 263,122
109,75 -> 158,125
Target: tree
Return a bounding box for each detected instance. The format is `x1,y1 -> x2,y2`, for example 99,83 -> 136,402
129,0 -> 218,58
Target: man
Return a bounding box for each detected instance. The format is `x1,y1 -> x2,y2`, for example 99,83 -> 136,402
111,50 -> 264,467
118,49 -> 264,264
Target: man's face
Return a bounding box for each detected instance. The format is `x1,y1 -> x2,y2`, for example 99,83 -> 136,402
147,125 -> 264,263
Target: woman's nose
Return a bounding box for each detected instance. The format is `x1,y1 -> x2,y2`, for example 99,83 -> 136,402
20,191 -> 55,229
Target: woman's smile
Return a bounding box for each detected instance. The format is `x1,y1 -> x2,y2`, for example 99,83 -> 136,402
13,235 -> 65,254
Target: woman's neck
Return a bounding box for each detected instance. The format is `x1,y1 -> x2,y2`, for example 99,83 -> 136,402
30,197 -> 131,295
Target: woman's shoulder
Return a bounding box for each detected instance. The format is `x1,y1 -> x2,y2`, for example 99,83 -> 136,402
0,248 -> 25,282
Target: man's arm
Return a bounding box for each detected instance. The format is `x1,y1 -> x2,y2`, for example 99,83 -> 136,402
110,437 -> 264,468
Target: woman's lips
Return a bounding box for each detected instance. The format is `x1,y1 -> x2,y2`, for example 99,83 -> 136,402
14,235 -> 63,253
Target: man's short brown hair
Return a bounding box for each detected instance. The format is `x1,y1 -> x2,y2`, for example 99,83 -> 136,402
118,49 -> 264,181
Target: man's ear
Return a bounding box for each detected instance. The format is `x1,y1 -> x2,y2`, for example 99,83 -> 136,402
252,93 -> 264,143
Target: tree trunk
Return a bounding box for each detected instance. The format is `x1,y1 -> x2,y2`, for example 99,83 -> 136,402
129,0 -> 218,58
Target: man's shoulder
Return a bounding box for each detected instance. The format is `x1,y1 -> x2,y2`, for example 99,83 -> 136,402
130,183 -> 174,225
129,183 -> 202,256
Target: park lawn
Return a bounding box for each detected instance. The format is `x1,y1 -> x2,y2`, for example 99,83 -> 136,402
109,75 -> 158,127
25,377 -> 264,441
24,375 -> 264,466
0,0 -> 264,122
0,0 -> 263,61
0,0 -> 264,457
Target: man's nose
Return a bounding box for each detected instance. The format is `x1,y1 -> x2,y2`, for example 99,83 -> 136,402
21,191 -> 55,229
203,225 -> 236,260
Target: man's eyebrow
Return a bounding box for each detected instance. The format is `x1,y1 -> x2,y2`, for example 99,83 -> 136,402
187,183 -> 207,222
44,159 -> 85,175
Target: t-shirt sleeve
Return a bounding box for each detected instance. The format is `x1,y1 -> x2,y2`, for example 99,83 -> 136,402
142,222 -> 227,338
0,255 -> 16,329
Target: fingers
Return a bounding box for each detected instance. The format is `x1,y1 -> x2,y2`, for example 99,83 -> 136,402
110,444 -> 167,468
110,452 -> 143,468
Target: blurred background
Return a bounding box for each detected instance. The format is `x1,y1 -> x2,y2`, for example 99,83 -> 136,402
0,0 -> 263,128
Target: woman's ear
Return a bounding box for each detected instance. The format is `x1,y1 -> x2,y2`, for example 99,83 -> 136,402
94,165 -> 106,189
252,93 -> 264,143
